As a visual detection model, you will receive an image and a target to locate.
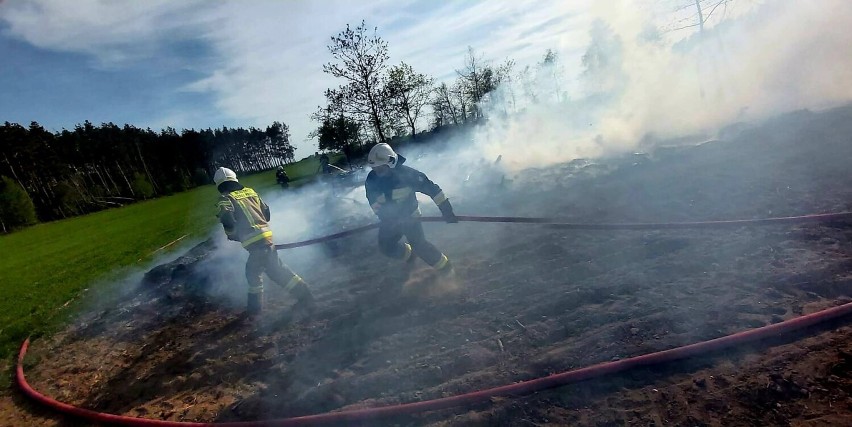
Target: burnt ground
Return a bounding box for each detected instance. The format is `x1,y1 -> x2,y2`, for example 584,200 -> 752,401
4,105 -> 852,426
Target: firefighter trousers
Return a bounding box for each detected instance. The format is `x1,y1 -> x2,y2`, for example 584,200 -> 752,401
245,244 -> 310,300
378,218 -> 446,267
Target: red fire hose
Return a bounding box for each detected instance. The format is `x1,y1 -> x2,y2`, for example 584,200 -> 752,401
17,302 -> 852,426
17,211 -> 852,426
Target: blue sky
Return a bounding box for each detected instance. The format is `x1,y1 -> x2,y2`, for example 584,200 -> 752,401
0,0 -> 598,157
5,0 -> 848,162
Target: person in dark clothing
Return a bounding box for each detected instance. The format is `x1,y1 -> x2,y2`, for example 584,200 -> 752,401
364,143 -> 457,274
275,166 -> 289,188
317,153 -> 331,175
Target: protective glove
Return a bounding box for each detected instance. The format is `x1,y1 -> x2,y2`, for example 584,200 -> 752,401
438,201 -> 459,223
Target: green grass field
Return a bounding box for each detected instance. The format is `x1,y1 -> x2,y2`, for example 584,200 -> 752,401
0,156 -> 335,378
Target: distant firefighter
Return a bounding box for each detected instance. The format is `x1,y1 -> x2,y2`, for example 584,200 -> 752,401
213,167 -> 314,316
364,143 -> 457,274
317,153 -> 331,175
275,165 -> 290,188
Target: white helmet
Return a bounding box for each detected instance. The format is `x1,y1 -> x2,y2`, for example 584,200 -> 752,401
367,143 -> 398,168
213,167 -> 238,186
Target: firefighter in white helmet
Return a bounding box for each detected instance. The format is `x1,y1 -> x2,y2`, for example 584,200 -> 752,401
213,167 -> 314,315
364,143 -> 457,274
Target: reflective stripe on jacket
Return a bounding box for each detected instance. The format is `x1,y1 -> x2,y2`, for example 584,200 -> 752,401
217,187 -> 273,248
365,163 -> 447,221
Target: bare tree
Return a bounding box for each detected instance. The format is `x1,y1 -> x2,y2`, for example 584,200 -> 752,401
653,0 -> 752,99
384,62 -> 434,137
431,82 -> 459,127
492,58 -> 516,114
581,20 -> 625,97
538,49 -> 564,103
518,65 -> 538,105
323,21 -> 391,143
661,0 -> 736,35
451,80 -> 470,123
456,47 -> 499,120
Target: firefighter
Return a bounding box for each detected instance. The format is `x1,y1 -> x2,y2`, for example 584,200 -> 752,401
364,143 -> 458,274
317,153 -> 331,175
275,165 -> 289,188
214,167 -> 314,315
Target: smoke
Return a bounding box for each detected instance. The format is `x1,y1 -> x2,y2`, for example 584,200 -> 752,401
463,0 -> 852,171
67,233 -> 213,326
201,180 -> 376,304
40,4 -> 852,416
198,1 -> 852,269
75,0 -> 851,326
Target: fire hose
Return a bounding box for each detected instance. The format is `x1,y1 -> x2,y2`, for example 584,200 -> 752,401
17,211 -> 852,426
275,212 -> 852,250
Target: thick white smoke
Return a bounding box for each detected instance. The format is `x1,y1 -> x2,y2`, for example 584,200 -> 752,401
186,181 -> 375,309
200,0 -> 852,300
467,0 -> 852,171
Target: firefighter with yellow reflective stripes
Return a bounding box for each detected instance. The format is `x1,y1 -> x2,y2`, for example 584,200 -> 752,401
364,143 -> 457,274
213,167 -> 315,316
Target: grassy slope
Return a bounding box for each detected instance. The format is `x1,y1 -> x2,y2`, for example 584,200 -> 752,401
0,156 -> 328,364
0,187 -> 217,357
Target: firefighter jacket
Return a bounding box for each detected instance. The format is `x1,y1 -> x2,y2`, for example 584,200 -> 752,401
276,170 -> 289,183
365,156 -> 451,222
217,186 -> 273,248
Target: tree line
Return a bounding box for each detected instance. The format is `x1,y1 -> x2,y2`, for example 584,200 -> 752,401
312,21 -> 582,157
0,16 -> 625,233
0,120 -> 294,232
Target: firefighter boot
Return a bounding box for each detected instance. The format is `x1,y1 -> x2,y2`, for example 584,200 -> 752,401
290,282 -> 316,314
401,243 -> 417,273
436,258 -> 454,276
246,292 -> 263,316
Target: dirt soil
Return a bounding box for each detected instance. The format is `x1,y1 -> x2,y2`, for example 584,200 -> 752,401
4,106 -> 852,426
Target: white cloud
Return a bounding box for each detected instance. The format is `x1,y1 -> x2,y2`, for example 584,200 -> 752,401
1,0 -> 598,157
1,0 -> 208,65
181,1 -> 597,157
6,0 -> 848,165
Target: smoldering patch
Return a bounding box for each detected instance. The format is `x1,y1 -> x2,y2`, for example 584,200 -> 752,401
401,267 -> 461,299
